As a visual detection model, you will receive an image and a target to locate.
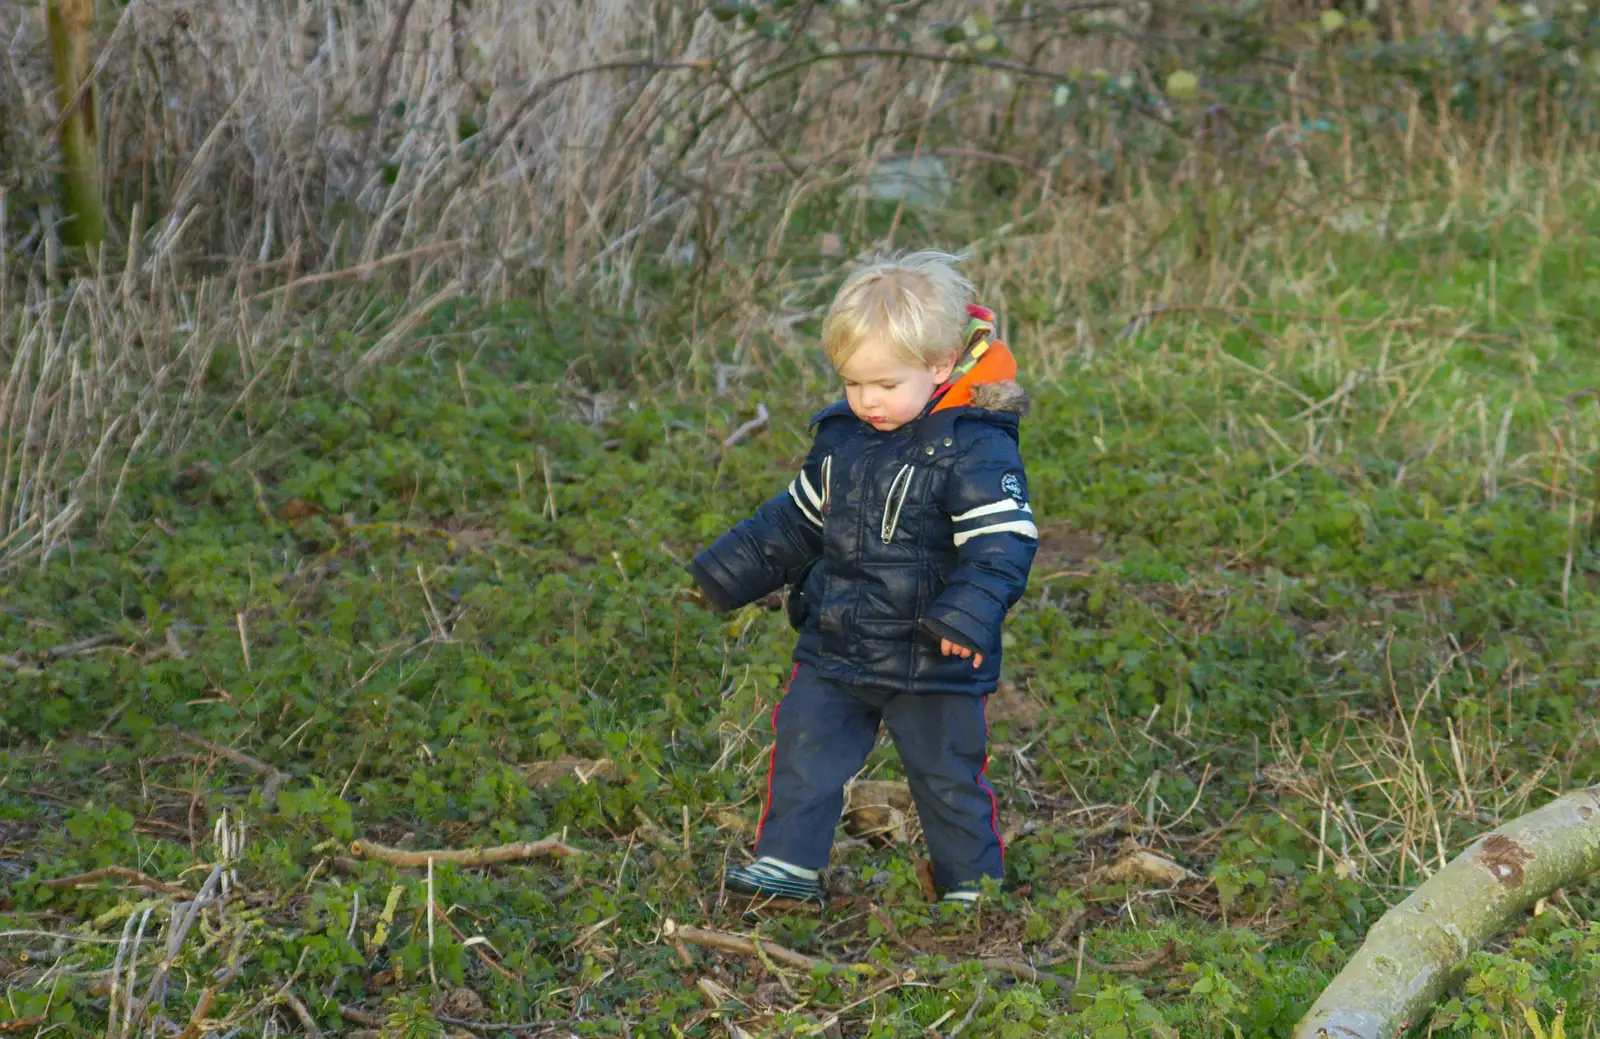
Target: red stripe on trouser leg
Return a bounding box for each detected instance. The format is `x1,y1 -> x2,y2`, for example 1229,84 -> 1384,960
754,664 -> 800,847
979,694 -> 1003,863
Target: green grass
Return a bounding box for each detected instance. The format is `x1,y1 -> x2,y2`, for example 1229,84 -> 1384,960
5,161 -> 1600,1038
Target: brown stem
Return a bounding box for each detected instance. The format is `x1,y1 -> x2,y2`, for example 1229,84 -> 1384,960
663,920 -> 832,973
337,1005 -> 383,1028
975,958 -> 1073,989
41,866 -> 195,899
173,987 -> 216,1039
665,920 -> 1074,990
280,985 -> 322,1039
174,729 -> 291,802
1086,939 -> 1177,975
446,58 -> 714,199
0,1018 -> 45,1034
430,903 -> 521,982
356,0 -> 419,176
349,838 -> 580,867
719,402 -> 770,452
868,904 -> 925,958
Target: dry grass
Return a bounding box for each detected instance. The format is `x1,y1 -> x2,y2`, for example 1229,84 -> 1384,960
1,0 -> 1145,296
1,0 -> 1597,566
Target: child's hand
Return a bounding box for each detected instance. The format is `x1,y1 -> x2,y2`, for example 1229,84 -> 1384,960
940,638 -> 984,669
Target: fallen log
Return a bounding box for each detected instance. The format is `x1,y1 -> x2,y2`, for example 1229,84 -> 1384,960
349,837 -> 580,867
1294,784 -> 1600,1039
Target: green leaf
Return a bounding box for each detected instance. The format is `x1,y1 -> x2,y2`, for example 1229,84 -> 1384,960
1320,9 -> 1346,32
1165,69 -> 1198,100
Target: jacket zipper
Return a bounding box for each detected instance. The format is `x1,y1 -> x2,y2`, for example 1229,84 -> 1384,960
880,464 -> 914,543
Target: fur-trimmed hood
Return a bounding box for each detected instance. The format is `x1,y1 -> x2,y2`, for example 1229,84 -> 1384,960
930,304 -> 1028,418
968,379 -> 1029,416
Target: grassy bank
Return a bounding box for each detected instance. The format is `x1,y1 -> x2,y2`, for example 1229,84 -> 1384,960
4,134 -> 1600,1037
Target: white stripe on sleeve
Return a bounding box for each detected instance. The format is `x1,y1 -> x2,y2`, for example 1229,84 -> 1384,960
797,470 -> 823,511
952,519 -> 1039,546
952,499 -> 1032,523
789,480 -> 823,526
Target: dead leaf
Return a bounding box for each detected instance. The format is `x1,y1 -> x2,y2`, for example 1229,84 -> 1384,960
521,757 -> 618,790
988,679 -> 1047,728
1096,840 -> 1196,888
843,780 -> 918,843
278,498 -> 323,523
711,806 -> 755,838
436,986 -> 484,1019
173,462 -> 215,493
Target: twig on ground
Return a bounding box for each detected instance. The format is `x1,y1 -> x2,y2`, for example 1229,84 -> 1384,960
173,987 -> 217,1039
437,1016 -> 581,1035
175,729 -> 291,803
1083,938 -> 1177,975
631,806 -> 691,868
338,1005 -> 383,1028
349,837 -> 580,867
0,654 -> 40,676
41,867 -> 195,900
44,633 -> 121,658
663,920 -> 832,973
973,958 -> 1073,989
128,866 -> 225,1035
869,904 -> 925,958
665,919 -> 1072,989
430,902 -> 521,982
947,979 -> 988,1039
1044,907 -> 1088,953
718,403 -> 770,456
281,985 -> 323,1039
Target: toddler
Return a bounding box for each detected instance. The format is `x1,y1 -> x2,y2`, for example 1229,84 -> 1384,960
689,250 -> 1037,905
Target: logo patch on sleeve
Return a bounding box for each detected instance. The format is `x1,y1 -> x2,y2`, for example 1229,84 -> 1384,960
1001,471 -> 1026,503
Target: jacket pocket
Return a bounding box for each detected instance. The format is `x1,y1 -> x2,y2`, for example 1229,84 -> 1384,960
880,464 -> 915,543
784,561 -> 814,631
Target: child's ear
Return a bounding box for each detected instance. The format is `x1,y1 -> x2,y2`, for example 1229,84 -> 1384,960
932,359 -> 956,383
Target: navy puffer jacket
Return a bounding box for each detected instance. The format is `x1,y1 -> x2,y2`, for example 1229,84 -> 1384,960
689,379 -> 1037,696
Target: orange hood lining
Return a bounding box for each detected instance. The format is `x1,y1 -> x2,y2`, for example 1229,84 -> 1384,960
931,339 -> 1018,413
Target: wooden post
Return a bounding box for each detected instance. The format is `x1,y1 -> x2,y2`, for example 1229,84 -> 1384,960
45,0 -> 106,252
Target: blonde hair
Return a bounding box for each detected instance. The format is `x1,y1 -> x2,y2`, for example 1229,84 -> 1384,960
821,250 -> 973,369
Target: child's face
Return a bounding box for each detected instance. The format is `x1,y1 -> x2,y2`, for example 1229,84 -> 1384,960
837,337 -> 955,432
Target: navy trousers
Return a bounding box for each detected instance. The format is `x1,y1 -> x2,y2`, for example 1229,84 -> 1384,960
754,665 -> 1004,891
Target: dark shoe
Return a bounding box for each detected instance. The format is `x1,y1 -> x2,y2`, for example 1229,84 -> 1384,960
939,881 -> 984,907
725,857 -> 824,903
